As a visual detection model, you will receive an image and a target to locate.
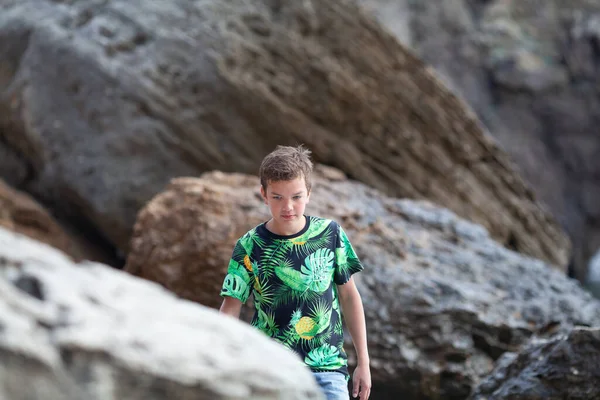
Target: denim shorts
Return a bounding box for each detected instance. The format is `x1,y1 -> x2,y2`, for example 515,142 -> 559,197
313,372 -> 349,400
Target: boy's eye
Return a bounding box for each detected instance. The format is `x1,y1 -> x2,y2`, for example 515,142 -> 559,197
293,196 -> 301,200
273,196 -> 281,200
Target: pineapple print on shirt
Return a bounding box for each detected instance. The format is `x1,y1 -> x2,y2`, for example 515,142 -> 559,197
220,216 -> 363,378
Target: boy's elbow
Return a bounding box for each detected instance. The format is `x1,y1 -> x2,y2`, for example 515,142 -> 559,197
337,277 -> 360,296
337,283 -> 362,308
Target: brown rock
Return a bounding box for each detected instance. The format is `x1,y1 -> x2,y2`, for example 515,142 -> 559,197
125,168 -> 600,399
0,179 -> 115,264
125,172 -> 270,309
0,178 -> 76,259
0,0 -> 568,269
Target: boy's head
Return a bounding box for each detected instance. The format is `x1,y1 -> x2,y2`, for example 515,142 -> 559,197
259,145 -> 313,193
259,145 -> 313,234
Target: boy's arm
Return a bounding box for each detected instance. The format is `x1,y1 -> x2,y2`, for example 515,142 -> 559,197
219,296 -> 243,318
338,277 -> 371,399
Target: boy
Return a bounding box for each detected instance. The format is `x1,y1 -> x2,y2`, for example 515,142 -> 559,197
219,145 -> 371,400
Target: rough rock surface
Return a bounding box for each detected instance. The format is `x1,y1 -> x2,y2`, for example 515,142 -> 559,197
0,177 -> 110,263
586,250 -> 600,298
358,0 -> 600,279
0,227 -> 323,400
0,178 -> 76,258
470,327 -> 600,400
125,168 -> 600,399
126,171 -> 271,310
0,0 -> 568,269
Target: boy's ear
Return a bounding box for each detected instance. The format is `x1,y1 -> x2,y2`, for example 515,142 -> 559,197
260,185 -> 267,204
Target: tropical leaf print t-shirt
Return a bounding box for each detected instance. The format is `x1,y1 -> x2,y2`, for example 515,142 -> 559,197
220,215 -> 364,377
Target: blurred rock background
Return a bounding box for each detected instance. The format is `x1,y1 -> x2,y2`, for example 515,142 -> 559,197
1,0 -> 600,399
359,0 -> 600,282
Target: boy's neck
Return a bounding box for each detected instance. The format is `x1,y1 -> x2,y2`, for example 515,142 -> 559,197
266,215 -> 307,237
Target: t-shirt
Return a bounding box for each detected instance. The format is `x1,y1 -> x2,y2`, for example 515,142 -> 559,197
220,215 -> 364,377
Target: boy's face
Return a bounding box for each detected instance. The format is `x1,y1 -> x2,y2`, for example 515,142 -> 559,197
260,176 -> 310,233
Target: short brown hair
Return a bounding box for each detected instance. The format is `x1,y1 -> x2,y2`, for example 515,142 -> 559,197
259,145 -> 313,191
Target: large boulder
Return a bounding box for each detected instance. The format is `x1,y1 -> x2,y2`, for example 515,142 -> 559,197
125,171 -> 270,310
358,0 -> 600,279
125,167 -> 600,399
0,227 -> 323,400
470,327 -> 600,399
0,0 -> 568,268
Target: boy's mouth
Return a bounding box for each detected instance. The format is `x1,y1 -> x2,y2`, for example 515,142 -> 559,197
281,214 -> 295,220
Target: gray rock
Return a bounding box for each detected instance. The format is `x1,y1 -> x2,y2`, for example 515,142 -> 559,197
585,248 -> 600,298
357,0 -> 600,280
470,327 -> 600,400
0,0 -> 569,271
0,227 -> 323,400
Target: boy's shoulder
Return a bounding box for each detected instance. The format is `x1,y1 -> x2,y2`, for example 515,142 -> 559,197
308,215 -> 346,234
307,215 -> 337,227
305,215 -> 341,237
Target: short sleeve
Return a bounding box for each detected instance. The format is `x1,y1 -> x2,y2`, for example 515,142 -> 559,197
334,225 -> 364,285
220,240 -> 254,303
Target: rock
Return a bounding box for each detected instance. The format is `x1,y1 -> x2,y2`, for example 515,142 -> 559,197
0,0 -> 568,269
0,227 -> 324,400
585,248 -> 600,298
125,168 -> 600,399
0,178 -> 95,261
357,0 -> 600,279
125,171 -> 271,309
490,49 -> 569,92
470,327 -> 600,399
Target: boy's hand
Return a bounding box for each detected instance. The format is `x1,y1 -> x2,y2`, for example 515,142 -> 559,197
352,364 -> 371,399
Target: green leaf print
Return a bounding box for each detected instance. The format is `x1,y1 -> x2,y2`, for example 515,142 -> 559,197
272,284 -> 318,308
253,275 -> 275,307
305,345 -> 342,369
262,241 -> 293,278
279,302 -> 333,349
298,301 -> 332,339
309,299 -> 333,336
275,264 -> 308,291
291,223 -> 334,258
334,317 -> 344,336
275,249 -> 334,294
222,273 -> 250,301
240,229 -> 265,254
301,248 -> 334,292
332,289 -> 340,311
335,243 -> 348,270
336,228 -> 362,278
255,308 -> 279,337
222,216 -> 357,377
312,325 -> 333,348
295,218 -> 333,244
221,260 -> 252,300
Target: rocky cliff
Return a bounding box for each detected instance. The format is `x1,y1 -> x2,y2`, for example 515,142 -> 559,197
0,0 -> 569,269
359,0 -> 600,280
